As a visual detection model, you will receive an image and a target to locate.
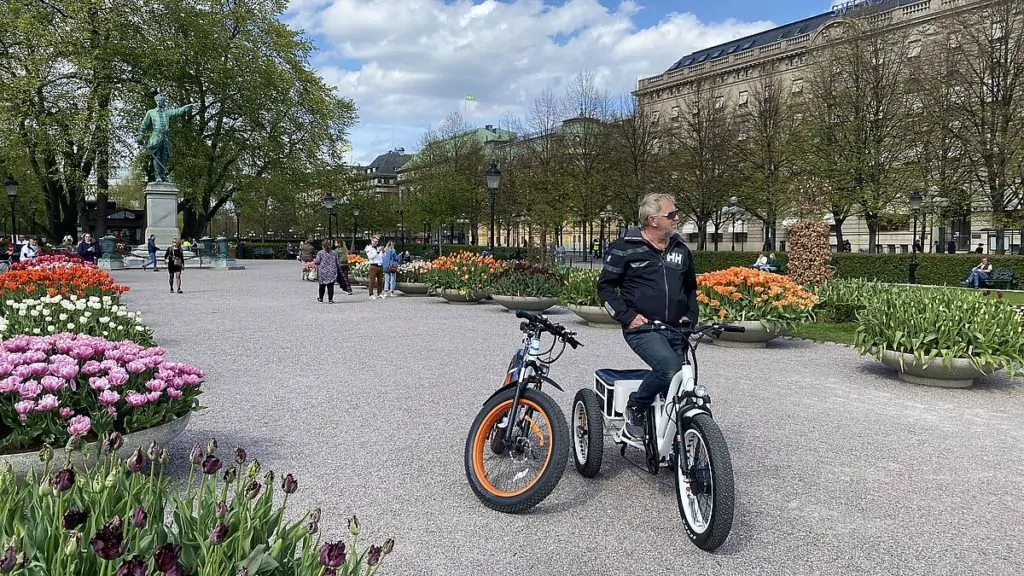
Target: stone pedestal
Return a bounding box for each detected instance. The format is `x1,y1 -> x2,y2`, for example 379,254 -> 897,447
212,236 -> 245,270
144,181 -> 181,249
97,234 -> 124,270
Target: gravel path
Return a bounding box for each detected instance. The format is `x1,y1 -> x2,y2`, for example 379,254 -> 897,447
112,261 -> 1024,576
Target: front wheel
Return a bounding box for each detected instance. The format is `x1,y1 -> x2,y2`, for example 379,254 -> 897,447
571,389 -> 604,478
674,413 -> 735,552
464,387 -> 570,513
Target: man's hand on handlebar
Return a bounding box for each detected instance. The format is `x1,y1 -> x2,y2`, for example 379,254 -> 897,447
628,314 -> 648,330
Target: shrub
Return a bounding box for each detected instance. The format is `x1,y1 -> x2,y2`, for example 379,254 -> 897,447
488,262 -> 564,298
689,250 -> 784,274
832,252 -> 1024,287
424,251 -> 501,293
854,287 -> 1024,375
696,267 -> 817,330
560,267 -> 601,306
785,221 -> 834,285
0,295 -> 154,345
0,334 -> 203,453
0,438 -> 393,575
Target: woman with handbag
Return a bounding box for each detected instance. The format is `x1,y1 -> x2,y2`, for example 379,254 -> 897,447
335,239 -> 353,295
382,241 -> 399,297
314,239 -> 340,303
164,238 -> 186,293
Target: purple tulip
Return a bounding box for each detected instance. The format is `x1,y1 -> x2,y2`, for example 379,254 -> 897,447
152,543 -> 181,572
201,455 -> 222,475
115,555 -> 148,576
189,443 -> 203,465
318,541 -> 346,568
234,447 -> 246,464
130,505 -> 147,528
367,544 -> 383,567
244,480 -> 261,500
216,501 -> 227,518
281,474 -> 297,494
51,468 -> 75,492
0,546 -> 15,572
62,506 -> 90,530
89,516 -> 126,561
209,524 -> 229,545
102,432 -> 124,455
126,448 -> 148,474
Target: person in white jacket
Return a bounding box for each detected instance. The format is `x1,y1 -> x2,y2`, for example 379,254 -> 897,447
20,238 -> 39,261
751,252 -> 768,271
364,235 -> 385,299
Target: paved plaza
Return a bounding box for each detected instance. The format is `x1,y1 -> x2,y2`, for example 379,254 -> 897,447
111,261 -> 1024,576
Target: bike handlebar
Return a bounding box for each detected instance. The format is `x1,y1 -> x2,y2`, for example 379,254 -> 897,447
628,320 -> 746,338
515,310 -> 583,349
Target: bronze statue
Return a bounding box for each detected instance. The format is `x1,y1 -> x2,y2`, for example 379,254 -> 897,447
137,93 -> 198,182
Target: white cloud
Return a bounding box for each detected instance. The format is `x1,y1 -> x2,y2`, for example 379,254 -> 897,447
285,0 -> 774,164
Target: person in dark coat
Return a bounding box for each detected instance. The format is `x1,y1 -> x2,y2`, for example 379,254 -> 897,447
76,234 -> 103,264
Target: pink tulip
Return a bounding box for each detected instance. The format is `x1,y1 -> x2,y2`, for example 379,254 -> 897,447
40,375 -> 65,393
106,370 -> 129,387
0,362 -> 13,377
88,377 -> 111,392
126,360 -> 148,374
166,388 -> 183,399
146,391 -> 161,403
54,363 -> 79,380
12,365 -> 34,379
69,346 -> 95,360
35,394 -> 59,412
145,379 -> 166,392
80,361 -> 103,376
18,380 -> 42,399
15,400 -> 35,422
67,415 -> 91,436
0,376 -> 21,393
125,392 -> 148,408
98,390 -> 120,406
59,407 -> 74,420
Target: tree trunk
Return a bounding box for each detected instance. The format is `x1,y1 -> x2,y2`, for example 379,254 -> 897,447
833,216 -> 847,251
697,221 -> 708,251
865,214 -> 879,254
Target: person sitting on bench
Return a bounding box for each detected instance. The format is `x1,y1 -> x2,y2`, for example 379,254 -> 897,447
961,258 -> 993,288
752,252 -> 769,271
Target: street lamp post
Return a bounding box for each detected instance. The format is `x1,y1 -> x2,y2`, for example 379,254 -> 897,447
351,207 -> 359,250
485,161 -> 502,253
729,196 -> 739,251
598,206 -> 616,258
4,176 -> 18,242
909,191 -> 923,284
456,216 -> 469,244
323,192 -> 336,240
396,209 -> 405,251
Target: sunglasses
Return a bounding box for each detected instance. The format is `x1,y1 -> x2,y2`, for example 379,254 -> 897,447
656,210 -> 680,221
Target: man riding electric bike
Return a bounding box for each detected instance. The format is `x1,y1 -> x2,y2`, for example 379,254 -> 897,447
596,193 -> 699,439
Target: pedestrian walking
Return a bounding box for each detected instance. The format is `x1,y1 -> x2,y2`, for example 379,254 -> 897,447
335,239 -> 353,295
165,238 -> 185,293
382,240 -> 399,297
143,235 -> 159,271
314,240 -> 340,303
364,235 -> 385,300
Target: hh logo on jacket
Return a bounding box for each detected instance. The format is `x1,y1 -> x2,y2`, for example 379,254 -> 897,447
666,251 -> 683,265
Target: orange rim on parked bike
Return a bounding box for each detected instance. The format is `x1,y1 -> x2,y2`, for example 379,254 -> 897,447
471,398 -> 553,498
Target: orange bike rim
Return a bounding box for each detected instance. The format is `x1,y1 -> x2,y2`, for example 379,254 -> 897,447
471,398 -> 553,498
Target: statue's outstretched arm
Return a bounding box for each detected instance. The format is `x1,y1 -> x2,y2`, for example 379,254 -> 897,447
170,103 -> 199,117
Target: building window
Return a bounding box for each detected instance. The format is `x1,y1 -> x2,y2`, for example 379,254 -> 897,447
907,39 -> 922,58
650,110 -> 660,124
670,106 -> 680,120
738,90 -> 749,105
991,22 -> 1004,39
791,79 -> 803,94
715,96 -> 724,109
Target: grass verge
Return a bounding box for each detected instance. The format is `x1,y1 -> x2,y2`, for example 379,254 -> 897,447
789,322 -> 858,346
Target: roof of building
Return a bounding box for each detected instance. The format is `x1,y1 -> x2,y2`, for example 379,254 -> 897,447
664,0 -> 909,73
367,149 -> 414,176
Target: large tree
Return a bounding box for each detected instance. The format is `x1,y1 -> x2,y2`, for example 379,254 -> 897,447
606,94 -> 663,227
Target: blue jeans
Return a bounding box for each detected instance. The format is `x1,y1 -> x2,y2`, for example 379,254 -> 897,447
624,329 -> 686,407
145,251 -> 157,269
968,271 -> 988,288
384,271 -> 397,292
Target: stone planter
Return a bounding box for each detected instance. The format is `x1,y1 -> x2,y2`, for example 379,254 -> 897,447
351,276 -> 368,286
397,282 -> 429,295
879,350 -> 999,388
567,304 -> 619,328
438,288 -> 487,304
710,320 -> 783,348
1,412 -> 192,478
491,295 -> 560,312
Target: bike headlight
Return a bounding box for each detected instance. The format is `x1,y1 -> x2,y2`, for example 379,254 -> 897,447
694,384 -> 708,398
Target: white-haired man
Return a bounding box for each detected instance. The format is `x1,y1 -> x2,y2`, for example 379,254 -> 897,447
597,193 -> 699,439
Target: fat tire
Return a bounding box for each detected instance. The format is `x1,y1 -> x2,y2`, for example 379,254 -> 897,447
464,388 -> 570,513
674,413 -> 735,552
571,389 -> 604,478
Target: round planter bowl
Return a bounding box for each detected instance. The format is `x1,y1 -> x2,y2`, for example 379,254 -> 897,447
438,288 -> 487,304
1,412 -> 192,478
351,276 -> 368,286
567,304 -> 619,328
879,350 -> 999,388
397,282 -> 429,295
710,320 -> 783,348
491,295 -> 560,312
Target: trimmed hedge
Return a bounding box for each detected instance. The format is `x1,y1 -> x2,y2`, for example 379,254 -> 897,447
832,253 -> 1024,287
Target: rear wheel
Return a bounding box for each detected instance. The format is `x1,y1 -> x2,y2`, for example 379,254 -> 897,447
571,389 -> 604,478
674,413 -> 735,551
465,387 -> 569,513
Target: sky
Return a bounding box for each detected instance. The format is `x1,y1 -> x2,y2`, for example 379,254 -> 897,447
283,0 -> 837,165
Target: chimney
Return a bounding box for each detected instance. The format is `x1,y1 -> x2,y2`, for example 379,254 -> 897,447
485,124 -> 493,131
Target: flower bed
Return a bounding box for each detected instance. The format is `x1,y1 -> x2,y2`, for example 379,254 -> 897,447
488,262 -> 563,298
347,254 -> 367,266
697,267 -> 817,330
425,251 -> 500,294
8,253 -> 89,271
0,439 -> 393,575
560,267 -> 600,307
0,334 -> 203,454
0,295 -> 154,345
350,261 -> 371,278
0,264 -> 129,300
397,260 -> 432,283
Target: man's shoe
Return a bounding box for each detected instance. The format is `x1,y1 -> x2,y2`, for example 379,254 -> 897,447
624,403 -> 647,438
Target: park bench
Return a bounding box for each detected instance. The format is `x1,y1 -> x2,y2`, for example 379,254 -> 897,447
251,247 -> 277,259
981,267 -> 1015,290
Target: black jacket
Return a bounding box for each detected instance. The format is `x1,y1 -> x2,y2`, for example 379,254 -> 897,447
76,241 -> 102,263
596,227 -> 699,328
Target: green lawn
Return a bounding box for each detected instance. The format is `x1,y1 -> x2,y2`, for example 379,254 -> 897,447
789,322 -> 858,346
912,284 -> 1024,305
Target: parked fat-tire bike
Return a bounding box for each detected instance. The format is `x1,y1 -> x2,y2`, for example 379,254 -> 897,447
571,321 -> 743,551
464,311 -> 582,513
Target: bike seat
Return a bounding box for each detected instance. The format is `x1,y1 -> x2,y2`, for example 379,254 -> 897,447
595,369 -> 650,387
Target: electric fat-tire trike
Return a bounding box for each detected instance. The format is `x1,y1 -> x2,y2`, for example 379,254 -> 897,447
464,310 -> 582,513
570,321 -> 743,551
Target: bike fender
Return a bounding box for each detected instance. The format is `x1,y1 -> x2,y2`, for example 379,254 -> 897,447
482,384 -> 518,406
536,375 -> 564,392
680,407 -> 712,421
